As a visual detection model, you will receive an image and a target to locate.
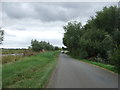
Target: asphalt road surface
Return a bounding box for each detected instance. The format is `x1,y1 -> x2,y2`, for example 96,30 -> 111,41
47,54 -> 118,88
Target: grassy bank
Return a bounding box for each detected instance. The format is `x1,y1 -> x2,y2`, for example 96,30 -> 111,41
2,55 -> 23,64
2,49 -> 42,64
2,51 -> 59,88
79,59 -> 118,74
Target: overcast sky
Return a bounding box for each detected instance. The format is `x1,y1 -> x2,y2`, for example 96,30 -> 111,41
1,2 -> 118,48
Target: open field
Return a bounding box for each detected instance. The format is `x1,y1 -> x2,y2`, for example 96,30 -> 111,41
2,49 -> 25,54
2,51 -> 59,88
2,49 -> 42,64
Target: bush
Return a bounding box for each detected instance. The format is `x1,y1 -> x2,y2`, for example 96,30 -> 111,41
109,46 -> 120,72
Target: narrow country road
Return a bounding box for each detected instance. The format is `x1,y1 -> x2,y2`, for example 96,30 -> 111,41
47,54 -> 118,88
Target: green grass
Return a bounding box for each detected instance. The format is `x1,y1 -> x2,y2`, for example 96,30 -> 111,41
2,51 -> 59,88
79,59 -> 118,74
70,54 -> 118,74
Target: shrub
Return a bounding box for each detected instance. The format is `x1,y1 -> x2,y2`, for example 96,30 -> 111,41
109,46 -> 120,72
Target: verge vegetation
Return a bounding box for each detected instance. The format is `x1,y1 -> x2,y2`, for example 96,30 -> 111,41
80,59 -> 118,74
2,51 -> 59,88
72,55 -> 119,74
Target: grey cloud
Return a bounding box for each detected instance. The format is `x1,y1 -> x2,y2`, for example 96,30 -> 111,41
2,2 -> 117,30
5,32 -> 16,37
2,2 -> 117,22
28,2 -> 94,22
2,2 -> 38,19
1,2 -> 118,48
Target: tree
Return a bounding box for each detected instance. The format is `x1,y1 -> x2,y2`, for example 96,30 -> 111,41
0,27 -> 4,44
112,29 -> 120,46
63,5 -> 119,66
30,39 -> 54,52
31,39 -> 43,51
54,46 -> 59,50
109,46 -> 120,72
85,6 -> 119,34
63,21 -> 83,56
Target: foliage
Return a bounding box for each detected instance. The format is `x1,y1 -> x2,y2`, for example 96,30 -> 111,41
63,6 -> 119,71
54,46 -> 59,50
85,6 -> 119,34
63,21 -> 83,56
109,46 -> 120,72
112,29 -> 120,46
79,59 -> 118,74
0,27 -> 4,44
31,39 -> 54,52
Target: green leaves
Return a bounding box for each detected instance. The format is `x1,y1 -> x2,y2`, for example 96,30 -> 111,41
63,5 -> 119,67
0,27 -> 4,44
95,6 -> 118,34
31,39 -> 54,52
109,46 -> 120,71
63,21 -> 83,56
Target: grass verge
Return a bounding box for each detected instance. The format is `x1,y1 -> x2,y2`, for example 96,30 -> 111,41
2,51 -> 59,88
79,59 -> 118,74
69,54 -> 118,74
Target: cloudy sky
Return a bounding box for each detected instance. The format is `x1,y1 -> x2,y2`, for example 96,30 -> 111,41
1,2 -> 118,48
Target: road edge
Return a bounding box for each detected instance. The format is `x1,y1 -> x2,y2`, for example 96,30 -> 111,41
45,54 -> 59,88
78,59 -> 118,76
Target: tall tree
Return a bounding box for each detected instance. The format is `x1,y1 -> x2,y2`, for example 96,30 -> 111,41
63,5 -> 119,65
0,27 -> 4,44
63,21 -> 83,56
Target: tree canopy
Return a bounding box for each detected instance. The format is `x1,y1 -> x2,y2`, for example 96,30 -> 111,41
30,39 -> 54,51
0,27 -> 4,44
63,6 -> 120,69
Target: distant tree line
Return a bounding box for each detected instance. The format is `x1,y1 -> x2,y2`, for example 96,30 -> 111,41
63,6 -> 120,70
30,39 -> 59,52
